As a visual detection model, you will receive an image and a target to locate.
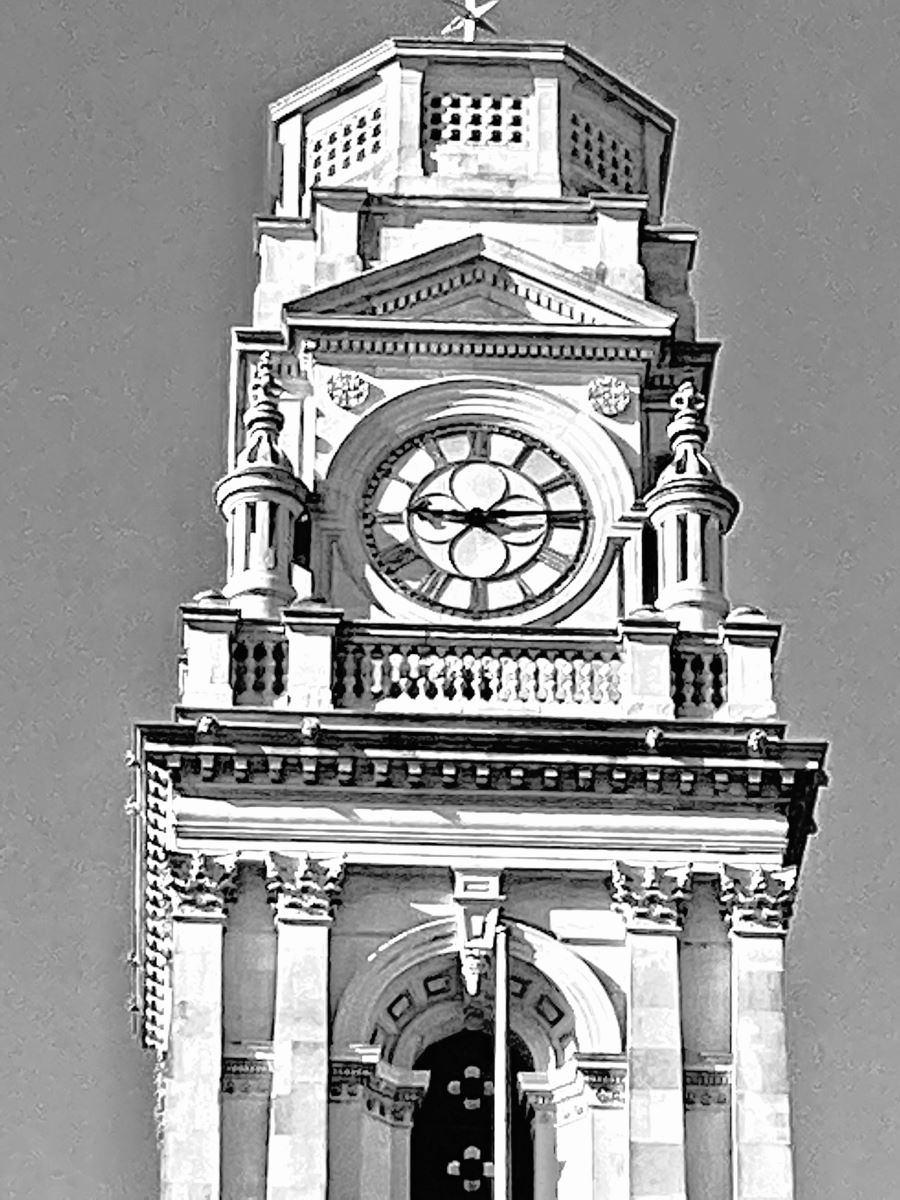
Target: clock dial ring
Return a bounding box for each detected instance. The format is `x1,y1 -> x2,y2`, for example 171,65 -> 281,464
362,424 -> 595,618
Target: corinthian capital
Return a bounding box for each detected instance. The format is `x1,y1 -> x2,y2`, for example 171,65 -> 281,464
610,862 -> 692,930
719,864 -> 797,934
166,851 -> 238,918
265,851 -> 346,922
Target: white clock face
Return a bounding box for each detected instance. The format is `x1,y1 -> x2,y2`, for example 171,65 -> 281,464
362,424 -> 594,618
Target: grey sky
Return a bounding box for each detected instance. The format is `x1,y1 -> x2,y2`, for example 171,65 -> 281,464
1,0 -> 896,1196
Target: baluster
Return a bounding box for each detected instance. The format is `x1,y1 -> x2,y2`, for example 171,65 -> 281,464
367,643 -> 384,700
271,639 -> 286,698
447,652 -> 464,700
499,654 -> 517,702
574,655 -> 591,704
387,650 -> 405,699
462,652 -> 477,701
556,654 -> 575,703
519,654 -> 537,703
710,651 -> 726,709
252,641 -> 268,696
535,655 -> 554,702
482,652 -> 500,701
406,647 -> 422,701
424,649 -> 443,700
607,653 -> 622,705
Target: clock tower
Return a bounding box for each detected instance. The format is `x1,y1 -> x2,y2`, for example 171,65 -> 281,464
130,31 -> 828,1200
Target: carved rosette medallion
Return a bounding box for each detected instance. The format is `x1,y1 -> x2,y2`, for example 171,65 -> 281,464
265,851 -> 346,921
165,851 -> 238,919
587,375 -> 636,417
718,864 -> 797,934
609,862 -> 693,930
326,370 -> 370,409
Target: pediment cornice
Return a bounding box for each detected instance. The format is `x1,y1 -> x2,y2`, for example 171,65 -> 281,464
285,235 -> 677,332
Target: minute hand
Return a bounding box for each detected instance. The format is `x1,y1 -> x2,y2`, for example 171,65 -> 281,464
487,507 -> 589,523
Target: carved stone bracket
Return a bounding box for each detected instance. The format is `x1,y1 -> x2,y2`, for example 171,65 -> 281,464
718,864 -> 797,934
452,869 -> 503,997
684,1064 -> 731,1111
166,851 -> 238,919
609,862 -> 693,930
265,851 -> 346,922
576,1056 -> 628,1109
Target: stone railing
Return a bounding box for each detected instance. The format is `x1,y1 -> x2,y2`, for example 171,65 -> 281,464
177,603 -> 779,721
333,626 -> 624,713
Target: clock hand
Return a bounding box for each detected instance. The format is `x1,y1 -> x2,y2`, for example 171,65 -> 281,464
485,507 -> 588,522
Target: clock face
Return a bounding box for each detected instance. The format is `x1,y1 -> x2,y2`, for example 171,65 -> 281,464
362,424 -> 594,618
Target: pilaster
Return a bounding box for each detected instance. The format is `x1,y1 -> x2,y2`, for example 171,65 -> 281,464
264,852 -> 346,1200
611,863 -> 691,1200
577,1056 -> 630,1200
720,866 -> 798,1200
160,852 -> 237,1200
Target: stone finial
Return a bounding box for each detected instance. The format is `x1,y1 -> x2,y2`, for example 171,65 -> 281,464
610,862 -> 693,930
239,351 -> 289,469
718,864 -> 798,933
166,851 -> 238,918
265,851 -> 346,921
656,380 -> 720,486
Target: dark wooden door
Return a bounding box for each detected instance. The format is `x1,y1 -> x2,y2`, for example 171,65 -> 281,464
411,1030 -> 533,1200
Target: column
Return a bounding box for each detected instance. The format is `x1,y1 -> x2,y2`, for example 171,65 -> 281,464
720,866 -> 797,1200
611,863 -> 691,1200
517,1080 -> 557,1200
265,852 -> 346,1200
160,851 -> 237,1200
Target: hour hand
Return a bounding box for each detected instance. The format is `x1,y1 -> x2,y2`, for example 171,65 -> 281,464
408,499 -> 468,523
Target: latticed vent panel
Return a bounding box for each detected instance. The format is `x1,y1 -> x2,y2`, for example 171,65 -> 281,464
568,112 -> 640,192
424,93 -> 527,146
307,101 -> 384,187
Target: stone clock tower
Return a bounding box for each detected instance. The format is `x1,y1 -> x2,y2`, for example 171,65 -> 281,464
130,31 -> 828,1200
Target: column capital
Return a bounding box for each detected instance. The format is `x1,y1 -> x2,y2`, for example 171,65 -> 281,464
718,864 -> 797,935
609,861 -> 692,931
265,850 -> 346,923
166,851 -> 237,920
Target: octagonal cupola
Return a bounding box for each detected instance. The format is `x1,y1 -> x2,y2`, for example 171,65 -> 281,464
267,38 -> 675,219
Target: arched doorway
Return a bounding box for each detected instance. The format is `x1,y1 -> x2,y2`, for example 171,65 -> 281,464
411,1030 -> 534,1200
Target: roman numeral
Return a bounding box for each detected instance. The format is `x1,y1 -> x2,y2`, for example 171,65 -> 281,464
537,547 -> 572,573
379,540 -> 421,572
372,511 -> 408,526
543,474 -> 574,494
418,570 -> 452,603
470,579 -> 489,613
421,434 -> 447,467
470,429 -> 491,459
512,444 -> 532,471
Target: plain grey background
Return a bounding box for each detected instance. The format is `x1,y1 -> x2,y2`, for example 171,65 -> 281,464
1,0 -> 896,1195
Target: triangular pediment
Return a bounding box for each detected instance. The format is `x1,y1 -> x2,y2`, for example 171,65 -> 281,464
284,235 -> 676,331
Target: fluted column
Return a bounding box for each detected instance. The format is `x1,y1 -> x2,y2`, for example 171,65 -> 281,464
720,866 -> 798,1200
160,852 -> 237,1200
264,852 -> 345,1200
611,863 -> 691,1200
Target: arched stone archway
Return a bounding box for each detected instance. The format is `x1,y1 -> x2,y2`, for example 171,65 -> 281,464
329,917 -> 627,1200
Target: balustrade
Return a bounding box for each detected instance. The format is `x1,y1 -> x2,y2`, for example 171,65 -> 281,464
333,626 -> 624,712
231,629 -> 288,705
672,643 -> 726,717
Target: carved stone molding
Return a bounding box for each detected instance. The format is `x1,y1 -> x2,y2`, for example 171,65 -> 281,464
265,851 -> 346,922
142,761 -> 174,1055
222,1056 -> 274,1098
329,1059 -> 428,1126
609,862 -> 692,930
165,851 -> 238,919
718,864 -> 798,934
684,1065 -> 731,1111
